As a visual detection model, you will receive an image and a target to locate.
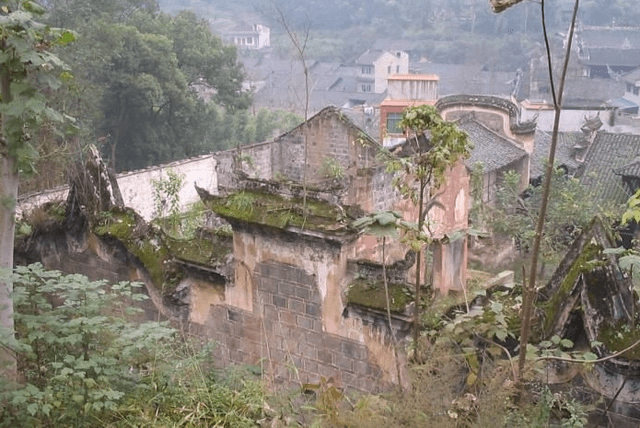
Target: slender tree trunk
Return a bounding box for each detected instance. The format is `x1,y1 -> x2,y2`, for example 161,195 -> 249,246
413,178 -> 426,353
517,0 -> 580,384
0,43 -> 17,380
381,237 -> 403,385
0,156 -> 18,382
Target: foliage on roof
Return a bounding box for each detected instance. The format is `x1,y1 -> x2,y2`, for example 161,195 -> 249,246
207,190 -> 357,235
94,208 -> 232,293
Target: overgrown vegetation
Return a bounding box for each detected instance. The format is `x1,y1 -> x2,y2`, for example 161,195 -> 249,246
487,168 -> 621,260
346,279 -> 413,314
0,264 -> 264,428
151,168 -> 185,234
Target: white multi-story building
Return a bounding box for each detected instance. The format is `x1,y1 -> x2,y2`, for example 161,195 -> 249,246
223,24 -> 270,50
355,50 -> 409,94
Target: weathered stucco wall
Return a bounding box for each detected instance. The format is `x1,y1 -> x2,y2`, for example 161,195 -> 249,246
117,154 -> 217,220
204,261 -> 387,391
194,226 -> 401,391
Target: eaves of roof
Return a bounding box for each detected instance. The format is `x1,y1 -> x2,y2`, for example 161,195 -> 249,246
577,132 -> 640,205
532,131 -> 582,178
457,116 -> 527,172
583,48 -> 640,67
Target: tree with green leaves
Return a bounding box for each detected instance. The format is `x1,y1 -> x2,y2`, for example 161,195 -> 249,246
378,104 -> 472,350
39,3 -> 251,172
42,0 -> 158,29
0,0 -> 74,381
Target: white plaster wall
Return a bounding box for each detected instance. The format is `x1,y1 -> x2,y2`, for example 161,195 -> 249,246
18,154 -> 218,221
16,187 -> 68,218
117,154 -> 217,221
521,107 -> 640,133
387,79 -> 438,101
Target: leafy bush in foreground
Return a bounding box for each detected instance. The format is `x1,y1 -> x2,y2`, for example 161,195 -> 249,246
0,264 -> 263,428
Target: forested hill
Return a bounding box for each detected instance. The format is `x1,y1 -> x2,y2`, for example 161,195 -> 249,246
157,0 -> 640,71
160,0 -> 640,33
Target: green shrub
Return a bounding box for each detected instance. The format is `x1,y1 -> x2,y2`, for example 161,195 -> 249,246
0,264 -> 264,428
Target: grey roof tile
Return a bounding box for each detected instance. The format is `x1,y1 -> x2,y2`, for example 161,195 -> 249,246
583,48 -> 640,67
614,157 -> 640,178
532,131 -> 582,178
411,62 -> 516,98
456,115 -> 527,172
623,67 -> 640,84
577,132 -> 640,204
580,27 -> 640,49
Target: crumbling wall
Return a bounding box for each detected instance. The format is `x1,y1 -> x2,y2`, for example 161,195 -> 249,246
194,225 -> 400,392
204,260 -> 385,391
274,108 -> 378,187
215,141 -> 274,191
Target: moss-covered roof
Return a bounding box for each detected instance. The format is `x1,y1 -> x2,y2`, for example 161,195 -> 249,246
165,232 -> 231,267
207,190 -> 357,236
94,208 -> 232,293
346,279 -> 413,314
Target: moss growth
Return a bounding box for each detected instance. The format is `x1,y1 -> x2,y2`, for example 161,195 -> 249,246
94,209 -> 174,292
94,210 -> 137,238
598,321 -> 640,361
208,190 -> 353,233
346,279 -> 412,313
165,234 -> 231,266
94,208 -> 234,295
540,242 -> 603,335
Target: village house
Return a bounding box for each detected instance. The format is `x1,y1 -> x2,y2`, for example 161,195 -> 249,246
222,24 -> 270,50
576,26 -> 640,79
611,67 -> 640,115
354,49 -> 409,94
380,74 -> 439,146
243,57 -> 385,117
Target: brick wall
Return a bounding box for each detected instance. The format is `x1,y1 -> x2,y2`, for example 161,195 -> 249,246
205,260 -> 384,392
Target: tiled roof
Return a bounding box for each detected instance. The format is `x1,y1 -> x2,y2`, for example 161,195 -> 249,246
532,131 -> 582,178
456,115 -> 527,172
614,157 -> 640,178
411,62 -> 516,98
577,132 -> 640,205
245,57 -> 385,116
622,67 -> 640,84
583,48 -> 640,67
356,49 -> 384,65
580,26 -> 640,49
561,77 -> 626,106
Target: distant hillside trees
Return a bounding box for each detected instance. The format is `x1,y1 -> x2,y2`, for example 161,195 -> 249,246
41,1 -> 260,172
